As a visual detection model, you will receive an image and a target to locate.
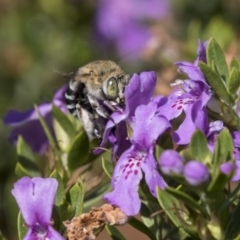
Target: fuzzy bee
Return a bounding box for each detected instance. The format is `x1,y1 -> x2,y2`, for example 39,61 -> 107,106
65,60 -> 130,140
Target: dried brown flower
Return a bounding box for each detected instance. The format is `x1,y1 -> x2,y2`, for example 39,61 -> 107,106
64,204 -> 128,240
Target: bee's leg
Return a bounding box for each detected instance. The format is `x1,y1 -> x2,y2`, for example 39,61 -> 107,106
76,103 -> 101,140
87,94 -> 111,119
103,100 -> 117,112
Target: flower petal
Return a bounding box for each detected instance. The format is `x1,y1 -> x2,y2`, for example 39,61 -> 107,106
141,148 -> 167,196
133,102 -> 170,150
12,177 -> 58,225
103,147 -> 143,216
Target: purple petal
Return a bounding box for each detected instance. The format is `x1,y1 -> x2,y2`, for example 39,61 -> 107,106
141,148 -> 167,196
220,162 -> 235,175
173,105 -> 196,144
103,147 -> 143,216
47,226 -> 64,240
159,150 -> 184,175
4,104 -> 52,126
194,40 -> 208,65
232,160 -> 240,181
12,177 -> 58,225
183,161 -> 209,186
232,131 -> 240,147
23,226 -> 63,240
175,62 -> 205,82
7,115 -> 53,154
133,102 -> 170,150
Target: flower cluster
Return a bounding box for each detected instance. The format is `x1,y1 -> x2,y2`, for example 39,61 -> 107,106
6,38 -> 240,239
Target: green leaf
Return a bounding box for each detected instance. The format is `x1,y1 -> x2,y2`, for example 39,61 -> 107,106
199,62 -> 233,105
217,101 -> 240,128
67,131 -> 89,171
206,38 -> 229,81
165,187 -> 209,219
225,200 -> 240,239
50,170 -> 65,206
105,225 -> 126,240
102,156 -> 114,178
189,130 -> 212,164
207,169 -> 232,193
16,136 -> 40,177
230,58 -> 240,71
69,181 -> 84,216
157,188 -> 193,236
228,67 -> 240,95
52,105 -> 77,139
17,212 -> 27,240
128,217 -> 157,240
212,129 -> 233,168
35,105 -> 56,149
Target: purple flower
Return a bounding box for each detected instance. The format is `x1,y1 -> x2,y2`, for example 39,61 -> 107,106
157,64 -> 212,144
159,150 -> 184,175
4,85 -> 67,154
96,0 -> 170,58
103,101 -> 170,216
183,161 -> 209,186
12,177 -> 63,240
220,162 -> 235,176
95,71 -> 157,158
194,40 -> 208,65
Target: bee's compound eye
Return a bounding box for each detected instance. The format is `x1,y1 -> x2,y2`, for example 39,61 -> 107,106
104,77 -> 119,99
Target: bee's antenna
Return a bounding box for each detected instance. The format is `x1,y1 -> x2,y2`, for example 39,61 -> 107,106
53,68 -> 75,77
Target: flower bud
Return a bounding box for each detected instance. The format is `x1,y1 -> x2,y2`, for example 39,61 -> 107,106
183,161 -> 209,186
159,150 -> 184,175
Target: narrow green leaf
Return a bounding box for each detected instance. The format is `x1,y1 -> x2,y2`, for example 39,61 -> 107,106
128,217 -> 157,240
189,130 -> 212,164
102,156 -> 114,178
16,136 -> 40,177
165,187 -> 209,219
206,38 -> 229,81
228,67 -> 240,95
230,58 -> 240,71
52,105 -> 77,139
212,129 -> 233,167
50,170 -> 65,206
225,200 -> 240,239
17,212 -> 27,240
199,62 -> 233,105
69,181 -> 84,216
105,225 -> 126,240
67,131 -> 89,171
35,105 -> 56,149
157,189 -> 192,233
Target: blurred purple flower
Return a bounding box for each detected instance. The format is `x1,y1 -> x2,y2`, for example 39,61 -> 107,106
95,71 -> 157,158
183,161 -> 209,186
157,63 -> 212,144
96,0 -> 170,58
104,101 -> 170,216
12,177 -> 63,240
220,162 -> 235,176
159,150 -> 184,175
4,85 -> 68,154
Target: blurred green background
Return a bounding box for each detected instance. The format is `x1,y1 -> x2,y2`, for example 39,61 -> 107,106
0,0 -> 240,239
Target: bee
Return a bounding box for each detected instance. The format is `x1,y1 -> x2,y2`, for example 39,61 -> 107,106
65,60 -> 130,140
